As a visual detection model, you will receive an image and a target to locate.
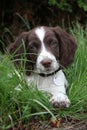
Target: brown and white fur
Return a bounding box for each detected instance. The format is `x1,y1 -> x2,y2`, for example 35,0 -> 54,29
8,26 -> 77,108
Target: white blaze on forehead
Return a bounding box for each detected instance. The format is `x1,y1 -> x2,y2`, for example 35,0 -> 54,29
35,27 -> 45,43
35,26 -> 48,56
35,27 -> 50,57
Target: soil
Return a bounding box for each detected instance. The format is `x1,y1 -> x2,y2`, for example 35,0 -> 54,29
38,121 -> 87,130
11,118 -> 87,130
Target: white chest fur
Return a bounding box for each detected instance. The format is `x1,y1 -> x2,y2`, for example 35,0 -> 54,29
26,70 -> 67,94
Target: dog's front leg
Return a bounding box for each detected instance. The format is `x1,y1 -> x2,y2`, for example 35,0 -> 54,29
50,70 -> 71,108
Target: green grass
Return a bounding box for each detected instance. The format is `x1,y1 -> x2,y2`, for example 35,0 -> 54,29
0,24 -> 87,129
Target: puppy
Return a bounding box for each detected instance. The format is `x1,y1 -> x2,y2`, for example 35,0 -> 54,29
8,26 -> 77,108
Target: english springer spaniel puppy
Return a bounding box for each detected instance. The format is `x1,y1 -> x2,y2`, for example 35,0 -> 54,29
8,26 -> 77,108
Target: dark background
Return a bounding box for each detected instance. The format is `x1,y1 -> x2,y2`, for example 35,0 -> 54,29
0,0 -> 87,52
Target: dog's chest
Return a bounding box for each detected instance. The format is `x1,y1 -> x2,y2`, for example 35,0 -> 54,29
37,76 -> 53,90
26,70 -> 67,92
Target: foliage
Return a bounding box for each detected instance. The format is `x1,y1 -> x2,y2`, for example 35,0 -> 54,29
0,24 -> 87,129
77,0 -> 87,11
16,13 -> 31,30
48,0 -> 87,12
48,0 -> 72,12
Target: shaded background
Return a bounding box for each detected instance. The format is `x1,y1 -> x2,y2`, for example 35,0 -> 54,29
0,0 -> 87,52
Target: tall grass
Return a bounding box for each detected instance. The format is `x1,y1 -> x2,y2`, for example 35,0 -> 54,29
0,24 -> 87,129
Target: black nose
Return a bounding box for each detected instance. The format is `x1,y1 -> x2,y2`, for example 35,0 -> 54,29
41,59 -> 52,68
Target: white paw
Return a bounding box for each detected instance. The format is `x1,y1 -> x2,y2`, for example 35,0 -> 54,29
50,93 -> 71,108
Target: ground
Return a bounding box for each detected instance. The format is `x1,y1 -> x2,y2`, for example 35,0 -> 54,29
12,119 -> 87,130
38,121 -> 87,130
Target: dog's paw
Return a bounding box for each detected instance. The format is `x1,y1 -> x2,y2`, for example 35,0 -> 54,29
50,93 -> 71,108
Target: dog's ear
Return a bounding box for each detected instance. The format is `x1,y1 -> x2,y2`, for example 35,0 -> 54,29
52,26 -> 77,68
8,32 -> 29,67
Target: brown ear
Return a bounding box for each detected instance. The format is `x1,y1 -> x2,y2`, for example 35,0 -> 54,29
52,26 -> 77,68
8,32 -> 29,67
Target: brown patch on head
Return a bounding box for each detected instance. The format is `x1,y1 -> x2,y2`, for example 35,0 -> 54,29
49,26 -> 77,68
8,30 -> 41,75
27,29 -> 41,58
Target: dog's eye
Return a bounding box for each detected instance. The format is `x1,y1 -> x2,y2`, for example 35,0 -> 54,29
50,40 -> 58,48
29,43 -> 37,51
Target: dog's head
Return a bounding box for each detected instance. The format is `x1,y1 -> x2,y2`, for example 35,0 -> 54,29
8,26 -> 77,75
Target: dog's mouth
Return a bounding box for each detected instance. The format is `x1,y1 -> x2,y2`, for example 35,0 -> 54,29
35,66 -> 60,76
39,67 -> 55,74
44,68 -> 52,72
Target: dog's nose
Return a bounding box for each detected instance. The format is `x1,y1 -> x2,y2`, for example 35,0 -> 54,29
41,59 -> 52,68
